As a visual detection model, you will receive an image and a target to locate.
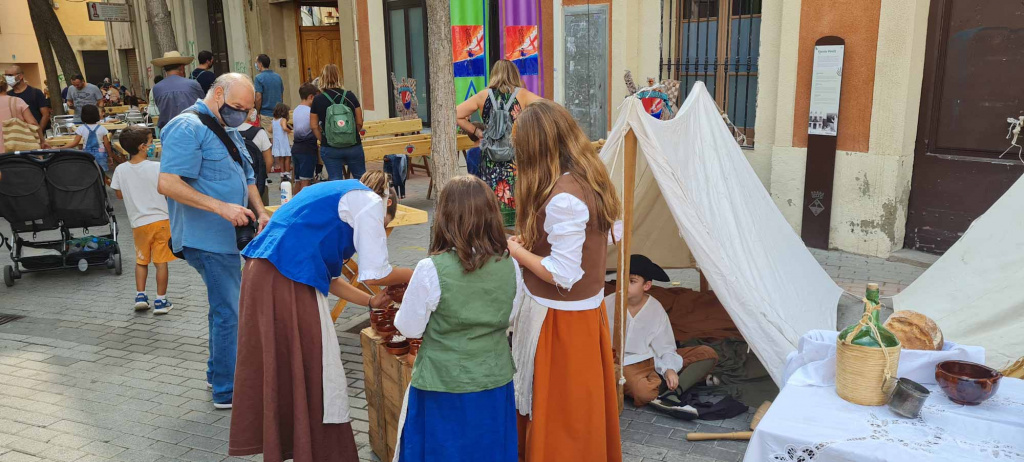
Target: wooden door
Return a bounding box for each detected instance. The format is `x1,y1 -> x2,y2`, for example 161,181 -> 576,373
904,0 -> 1024,254
300,27 -> 343,82
208,0 -> 230,75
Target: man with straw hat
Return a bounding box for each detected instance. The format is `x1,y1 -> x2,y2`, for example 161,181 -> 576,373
152,51 -> 204,129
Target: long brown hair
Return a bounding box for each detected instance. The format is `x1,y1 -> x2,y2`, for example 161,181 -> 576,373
488,59 -> 523,94
429,175 -> 508,272
360,170 -> 398,218
512,100 -> 621,248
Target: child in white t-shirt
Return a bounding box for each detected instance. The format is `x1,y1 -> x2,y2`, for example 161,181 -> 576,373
110,125 -> 176,314
70,105 -> 115,173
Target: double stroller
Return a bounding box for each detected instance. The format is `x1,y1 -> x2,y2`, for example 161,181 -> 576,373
0,150 -> 122,287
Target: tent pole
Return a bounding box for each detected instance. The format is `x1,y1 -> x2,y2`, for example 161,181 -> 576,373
615,127 -> 638,415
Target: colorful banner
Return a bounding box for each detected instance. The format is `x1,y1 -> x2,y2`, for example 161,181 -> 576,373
451,0 -> 489,105
500,0 -> 542,95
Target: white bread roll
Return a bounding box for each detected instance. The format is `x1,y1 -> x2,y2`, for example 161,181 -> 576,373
884,310 -> 943,350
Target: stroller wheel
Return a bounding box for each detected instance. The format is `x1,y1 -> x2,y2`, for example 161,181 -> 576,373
11,267 -> 20,279
113,253 -> 123,276
3,266 -> 13,287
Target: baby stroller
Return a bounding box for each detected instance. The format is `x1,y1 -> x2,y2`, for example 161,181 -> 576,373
0,150 -> 122,287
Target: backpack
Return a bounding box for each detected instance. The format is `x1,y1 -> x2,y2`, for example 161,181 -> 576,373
480,88 -> 519,163
323,89 -> 358,148
241,126 -> 268,196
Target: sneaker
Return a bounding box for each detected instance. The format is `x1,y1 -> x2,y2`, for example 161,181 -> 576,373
281,172 -> 292,182
207,382 -> 212,390
153,298 -> 173,315
648,398 -> 700,420
134,294 -> 150,311
213,401 -> 232,410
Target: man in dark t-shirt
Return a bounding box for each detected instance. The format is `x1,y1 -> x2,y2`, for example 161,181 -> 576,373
5,65 -> 51,132
190,50 -> 217,94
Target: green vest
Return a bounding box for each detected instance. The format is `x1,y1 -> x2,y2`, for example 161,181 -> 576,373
409,252 -> 517,393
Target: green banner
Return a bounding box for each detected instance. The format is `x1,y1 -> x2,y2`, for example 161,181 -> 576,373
451,0 -> 488,105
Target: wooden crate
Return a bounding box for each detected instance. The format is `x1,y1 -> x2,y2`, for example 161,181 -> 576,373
360,327 -> 413,462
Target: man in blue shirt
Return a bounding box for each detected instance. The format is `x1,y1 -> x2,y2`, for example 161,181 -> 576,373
158,73 -> 269,409
252,54 -> 283,139
152,51 -> 205,129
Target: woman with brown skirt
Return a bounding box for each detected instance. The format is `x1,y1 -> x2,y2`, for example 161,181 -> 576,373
506,100 -> 623,461
229,170 -> 413,462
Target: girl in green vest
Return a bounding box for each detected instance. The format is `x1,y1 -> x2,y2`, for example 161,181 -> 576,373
393,175 -> 523,462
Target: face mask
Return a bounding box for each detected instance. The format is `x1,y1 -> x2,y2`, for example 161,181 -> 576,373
254,62 -> 260,71
4,76 -> 16,87
219,102 -> 249,128
146,144 -> 155,158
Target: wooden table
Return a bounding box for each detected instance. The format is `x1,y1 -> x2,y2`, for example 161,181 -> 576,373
265,203 -> 428,320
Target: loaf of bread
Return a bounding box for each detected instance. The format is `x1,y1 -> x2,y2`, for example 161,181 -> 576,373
884,311 -> 943,350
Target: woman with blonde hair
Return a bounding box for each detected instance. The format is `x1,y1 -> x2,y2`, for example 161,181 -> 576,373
310,64 -> 366,180
506,100 -> 622,462
456,59 -> 541,227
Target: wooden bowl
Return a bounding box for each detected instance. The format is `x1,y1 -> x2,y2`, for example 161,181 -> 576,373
935,360 -> 1002,405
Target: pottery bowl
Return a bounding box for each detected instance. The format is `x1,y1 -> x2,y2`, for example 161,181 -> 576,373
935,360 -> 1002,405
408,339 -> 422,356
375,320 -> 396,335
385,337 -> 410,356
386,284 -> 408,303
369,309 -> 387,324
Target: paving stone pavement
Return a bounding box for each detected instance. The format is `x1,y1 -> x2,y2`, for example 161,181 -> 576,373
0,168 -> 930,462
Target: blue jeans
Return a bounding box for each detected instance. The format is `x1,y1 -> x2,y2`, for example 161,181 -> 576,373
321,144 -> 366,180
183,247 -> 241,404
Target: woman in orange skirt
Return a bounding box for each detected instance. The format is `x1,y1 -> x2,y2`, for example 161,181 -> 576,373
506,100 -> 622,462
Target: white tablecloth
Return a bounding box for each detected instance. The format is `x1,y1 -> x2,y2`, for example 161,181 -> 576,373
746,331 -> 1024,461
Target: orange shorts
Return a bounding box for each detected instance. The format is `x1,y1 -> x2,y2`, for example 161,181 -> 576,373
132,220 -> 176,265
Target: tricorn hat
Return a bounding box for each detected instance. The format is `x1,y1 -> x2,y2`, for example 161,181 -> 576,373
151,51 -> 194,67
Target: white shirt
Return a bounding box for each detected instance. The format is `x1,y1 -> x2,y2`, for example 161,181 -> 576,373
394,257 -> 525,339
75,124 -> 109,153
604,294 -> 684,375
525,192 -> 605,311
293,104 -> 312,137
238,123 -> 271,151
110,160 -> 170,228
338,189 -> 393,281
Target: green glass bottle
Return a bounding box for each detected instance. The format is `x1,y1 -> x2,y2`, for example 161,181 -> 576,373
839,283 -> 900,348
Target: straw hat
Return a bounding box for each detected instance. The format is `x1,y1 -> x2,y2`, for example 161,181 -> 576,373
151,51 -> 194,67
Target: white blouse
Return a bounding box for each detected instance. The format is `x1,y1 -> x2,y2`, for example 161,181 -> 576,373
337,189 -> 393,282
604,294 -> 684,375
525,193 -> 605,311
394,257 -> 525,338
313,189 -> 394,425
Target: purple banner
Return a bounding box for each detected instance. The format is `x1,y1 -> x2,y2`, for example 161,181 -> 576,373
500,0 -> 542,96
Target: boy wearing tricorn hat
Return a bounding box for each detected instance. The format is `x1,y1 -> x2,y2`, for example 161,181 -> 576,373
605,255 -> 719,411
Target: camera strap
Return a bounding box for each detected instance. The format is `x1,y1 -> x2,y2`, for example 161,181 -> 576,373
183,109 -> 246,169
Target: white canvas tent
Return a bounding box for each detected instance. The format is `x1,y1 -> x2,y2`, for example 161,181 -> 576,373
894,175 -> 1024,370
602,82 -> 842,386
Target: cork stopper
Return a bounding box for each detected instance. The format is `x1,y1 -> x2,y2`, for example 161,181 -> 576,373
867,283 -> 879,291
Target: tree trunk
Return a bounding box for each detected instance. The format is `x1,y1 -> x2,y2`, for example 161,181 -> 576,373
29,22 -> 65,117
27,0 -> 81,83
425,0 -> 458,191
145,0 -> 177,56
